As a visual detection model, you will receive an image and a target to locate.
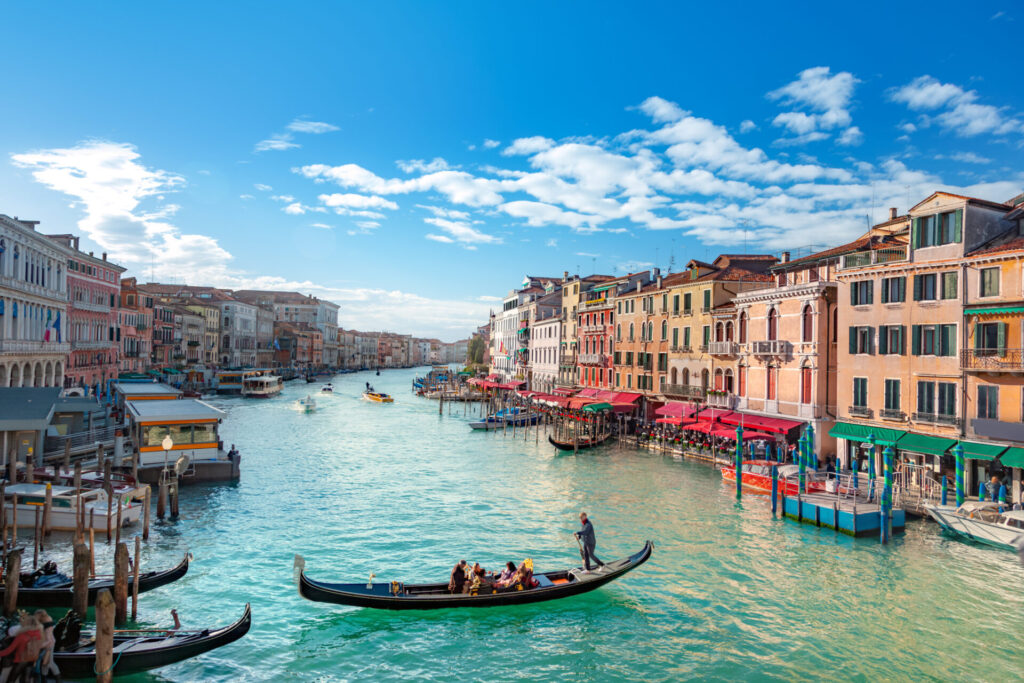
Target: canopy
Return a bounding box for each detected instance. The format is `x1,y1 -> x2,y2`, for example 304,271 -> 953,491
656,417 -> 684,425
553,388 -> 576,396
718,412 -> 803,435
485,374 -> 501,381
610,402 -> 639,414
694,409 -> 736,423
897,432 -> 956,457
965,305 -> 1024,315
828,421 -> 906,447
457,371 -> 473,376
656,402 -> 701,419
577,388 -> 601,398
999,447 -> 1024,468
956,440 -> 1007,461
711,426 -> 774,441
582,402 -> 613,413
682,421 -> 716,434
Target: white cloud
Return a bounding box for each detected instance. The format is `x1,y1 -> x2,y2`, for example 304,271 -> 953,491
890,75 -> 1024,138
502,136 -> 555,156
282,202 -> 327,215
416,204 -> 470,220
239,194 -> 254,200
768,66 -> 859,144
947,151 -> 992,164
255,135 -> 299,152
483,139 -> 501,149
396,157 -> 452,174
836,126 -> 863,146
545,238 -> 558,248
423,217 -> 501,244
286,119 -> 339,134
311,222 -> 333,229
575,251 -> 600,257
270,194 -> 295,202
254,183 -> 273,191
425,234 -> 454,243
739,120 -> 758,133
318,193 -> 399,210
637,96 -> 687,123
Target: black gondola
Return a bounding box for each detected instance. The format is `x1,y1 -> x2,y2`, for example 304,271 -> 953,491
297,541 -> 652,609
0,553 -> 189,608
52,603 -> 251,679
548,432 -> 613,451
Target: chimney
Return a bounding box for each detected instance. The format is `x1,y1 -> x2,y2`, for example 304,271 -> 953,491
563,270 -> 568,282
781,251 -> 790,263
652,267 -> 660,281
102,252 -> 107,261
636,281 -> 641,293
656,274 -> 662,289
74,237 -> 79,250
89,251 -> 94,257
889,207 -> 898,220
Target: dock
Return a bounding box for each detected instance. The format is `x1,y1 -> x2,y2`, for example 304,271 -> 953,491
781,492 -> 906,537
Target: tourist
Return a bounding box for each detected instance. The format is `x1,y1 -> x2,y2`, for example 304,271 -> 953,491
469,565 -> 491,592
986,474 -> 1003,501
448,560 -> 468,594
495,561 -> 517,586
0,614 -> 42,682
575,512 -> 604,570
33,610 -> 59,679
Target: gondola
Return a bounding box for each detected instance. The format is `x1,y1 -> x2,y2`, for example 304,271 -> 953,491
0,553 -> 190,608
52,603 -> 251,679
548,431 -> 613,451
296,541 -> 652,609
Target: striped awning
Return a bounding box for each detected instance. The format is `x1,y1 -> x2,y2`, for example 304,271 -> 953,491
965,306 -> 1024,315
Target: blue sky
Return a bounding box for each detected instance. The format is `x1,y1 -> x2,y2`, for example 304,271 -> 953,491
1,2 -> 1022,340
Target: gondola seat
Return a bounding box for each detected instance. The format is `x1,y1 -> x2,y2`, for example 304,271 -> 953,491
534,575 -> 554,588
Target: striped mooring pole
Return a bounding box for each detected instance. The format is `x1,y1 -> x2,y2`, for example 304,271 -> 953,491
954,442 -> 964,506
735,423 -> 744,499
797,431 -> 807,494
806,423 -> 817,470
770,465 -> 779,516
867,433 -> 877,503
881,445 -> 894,544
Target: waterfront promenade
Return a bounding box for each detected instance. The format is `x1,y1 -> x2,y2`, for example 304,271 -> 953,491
40,367 -> 1024,681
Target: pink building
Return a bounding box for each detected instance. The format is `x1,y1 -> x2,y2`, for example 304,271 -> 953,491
48,236 -> 125,390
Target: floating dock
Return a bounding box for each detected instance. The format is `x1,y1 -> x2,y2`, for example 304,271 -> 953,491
781,492 -> 905,537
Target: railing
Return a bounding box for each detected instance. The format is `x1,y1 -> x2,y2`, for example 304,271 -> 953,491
706,392 -> 737,409
880,408 -> 905,420
709,341 -> 739,356
700,306 -> 711,313
751,340 -> 791,356
840,246 -> 908,270
848,405 -> 872,418
0,274 -> 65,301
663,384 -> 706,400
580,298 -> 609,310
912,412 -> 960,427
671,310 -> 681,317
961,348 -> 1024,371
43,424 -> 121,459
579,353 -> 606,365
72,300 -> 112,313
71,340 -> 110,351
682,308 -> 692,316
894,463 -> 946,513
0,340 -> 71,354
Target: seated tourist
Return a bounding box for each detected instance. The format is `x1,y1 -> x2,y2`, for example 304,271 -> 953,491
495,561 -> 517,586
469,565 -> 491,592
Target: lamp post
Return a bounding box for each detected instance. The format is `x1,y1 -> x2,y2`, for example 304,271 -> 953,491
161,435 -> 173,473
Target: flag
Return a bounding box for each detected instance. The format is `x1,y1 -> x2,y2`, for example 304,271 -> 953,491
54,312 -> 61,343
274,338 -> 281,351
44,309 -> 53,341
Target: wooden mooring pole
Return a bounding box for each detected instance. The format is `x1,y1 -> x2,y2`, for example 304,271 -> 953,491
72,542 -> 90,617
131,535 -> 141,620
114,541 -> 129,625
143,485 -> 151,540
3,548 -> 21,617
95,588 -> 115,683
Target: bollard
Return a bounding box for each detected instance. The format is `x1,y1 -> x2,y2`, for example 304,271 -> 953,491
954,443 -> 965,506
114,542 -> 129,625
170,477 -> 180,519
25,459 -> 34,485
73,460 -> 82,490
95,588 -> 115,683
941,475 -> 948,506
72,542 -> 90,617
115,496 -> 123,547
43,483 -> 53,537
3,548 -> 21,617
978,481 -> 986,501
157,477 -> 168,520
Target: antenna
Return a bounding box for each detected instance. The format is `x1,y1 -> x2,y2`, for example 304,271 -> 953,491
668,239 -> 676,274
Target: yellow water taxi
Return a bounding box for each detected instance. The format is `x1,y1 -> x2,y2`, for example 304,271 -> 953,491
362,391 -> 394,403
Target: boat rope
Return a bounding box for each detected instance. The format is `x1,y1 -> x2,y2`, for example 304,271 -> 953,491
94,649 -> 123,675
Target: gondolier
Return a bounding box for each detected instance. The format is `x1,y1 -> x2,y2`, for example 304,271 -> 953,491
575,512 -> 604,571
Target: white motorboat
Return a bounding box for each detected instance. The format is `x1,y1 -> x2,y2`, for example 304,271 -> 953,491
295,396 -> 317,413
925,501 -> 1024,551
4,483 -> 141,531
241,374 -> 283,398
321,383 -> 334,394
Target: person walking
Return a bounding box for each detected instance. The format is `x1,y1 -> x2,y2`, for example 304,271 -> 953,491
575,512 -> 604,571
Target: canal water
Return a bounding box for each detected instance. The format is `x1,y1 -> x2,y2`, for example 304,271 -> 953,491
58,368 -> 1024,681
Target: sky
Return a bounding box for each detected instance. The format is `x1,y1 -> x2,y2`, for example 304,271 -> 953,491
1,3 -> 1022,341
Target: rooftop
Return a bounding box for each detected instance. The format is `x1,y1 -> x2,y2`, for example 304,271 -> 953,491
0,387 -> 60,429
127,398 -> 225,423
112,382 -> 182,398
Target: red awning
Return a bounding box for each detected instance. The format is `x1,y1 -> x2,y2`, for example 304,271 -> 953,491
655,402 -> 701,418
710,426 -> 775,441
608,391 -> 643,403
694,409 -> 736,422
567,397 -> 598,410
610,402 -> 639,414
552,387 -> 576,396
718,412 -> 803,435
577,388 -> 601,398
657,416 -> 684,425
485,374 -> 501,381
682,421 -> 716,434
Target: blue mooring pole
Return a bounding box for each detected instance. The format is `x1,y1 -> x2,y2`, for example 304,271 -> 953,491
798,431 -> 807,494
771,465 -> 779,516
941,475 -> 948,506
999,484 -> 1007,512
954,443 -> 965,507
806,423 -> 816,470
735,424 -> 744,499
881,445 -> 893,544
866,434 -> 877,503
979,482 -> 986,501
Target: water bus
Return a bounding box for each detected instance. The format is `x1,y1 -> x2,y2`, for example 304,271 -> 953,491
241,374 -> 283,399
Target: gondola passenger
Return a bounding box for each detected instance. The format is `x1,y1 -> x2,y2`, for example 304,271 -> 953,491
34,610 -> 59,679
0,614 -> 43,683
495,561 -> 517,587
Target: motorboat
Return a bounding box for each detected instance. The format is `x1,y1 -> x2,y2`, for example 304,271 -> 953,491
720,460 -> 828,495
925,501 -> 1024,551
363,391 -> 394,403
321,383 -> 334,393
295,396 -> 317,413
4,483 -> 141,531
470,408 -> 541,430
241,374 -> 283,398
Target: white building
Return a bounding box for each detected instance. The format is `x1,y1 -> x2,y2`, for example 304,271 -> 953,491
0,215 -> 71,387
530,315 -> 561,393
217,297 -> 258,367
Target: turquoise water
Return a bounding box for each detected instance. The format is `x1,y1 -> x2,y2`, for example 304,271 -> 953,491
45,367 -> 1024,681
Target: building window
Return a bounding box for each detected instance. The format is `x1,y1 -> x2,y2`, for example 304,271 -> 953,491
767,366 -> 777,400
975,322 -> 1006,355
702,289 -> 711,311
978,385 -> 998,419
941,272 -> 958,299
913,274 -> 938,301
853,377 -> 868,408
738,365 -> 746,396
672,295 -> 679,314
980,268 -> 1000,297
661,320 -> 668,340
672,328 -> 679,348
702,326 -> 710,347
801,305 -> 813,342
738,312 -> 747,344
878,325 -> 905,355
917,381 -> 935,415
880,277 -> 906,303
914,210 -> 962,248
911,324 -> 956,356
683,293 -> 692,314
849,326 -> 874,355
767,308 -> 778,340
884,379 -> 901,413
683,327 -> 691,350
800,366 -> 812,404
850,281 -> 873,306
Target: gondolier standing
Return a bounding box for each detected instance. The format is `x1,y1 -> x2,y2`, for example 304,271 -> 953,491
575,512 -> 604,571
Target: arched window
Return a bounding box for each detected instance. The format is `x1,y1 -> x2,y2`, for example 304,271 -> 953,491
616,324 -> 621,341
725,321 -> 734,341
737,365 -> 746,396
714,368 -> 724,391
767,366 -> 777,400
767,308 -> 778,341
600,337 -> 605,354
661,320 -> 668,340
701,369 -> 709,389
670,367 -> 678,384
629,323 -> 634,341
739,312 -> 747,344
724,369 -> 734,393
715,322 -> 724,342
648,322 -> 654,340
800,365 -> 812,404
802,305 -> 813,343
682,368 -> 690,386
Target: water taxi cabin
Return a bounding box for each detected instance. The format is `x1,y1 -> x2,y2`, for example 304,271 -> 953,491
125,398 -> 239,483
112,381 -> 182,411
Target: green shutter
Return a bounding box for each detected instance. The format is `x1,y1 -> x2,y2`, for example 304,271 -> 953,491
911,217 -> 920,248
867,329 -> 874,355
911,325 -> 921,355
850,284 -> 857,306
954,209 -> 963,243
899,325 -> 906,355
866,282 -> 873,304
849,326 -> 857,354
997,322 -> 1007,357
881,280 -> 889,304
878,326 -> 888,354
913,275 -> 922,301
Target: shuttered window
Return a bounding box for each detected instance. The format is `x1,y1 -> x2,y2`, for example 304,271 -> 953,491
850,280 -> 874,306
980,268 -> 1000,297
917,381 -> 935,414
884,379 -> 901,411
937,383 -> 956,417
978,386 -> 998,419
853,377 -> 868,407
941,272 -> 958,299
801,366 -> 812,404
914,210 -> 962,248
738,366 -> 746,396
767,366 -> 777,400
880,277 -> 906,303
913,274 -> 937,301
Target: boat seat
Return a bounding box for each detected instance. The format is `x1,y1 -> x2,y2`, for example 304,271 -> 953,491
534,575 -> 554,588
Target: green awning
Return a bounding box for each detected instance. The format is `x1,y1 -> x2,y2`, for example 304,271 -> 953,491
956,440 -> 1007,461
896,432 -> 956,457
591,284 -> 616,293
828,421 -> 906,446
582,402 -> 613,412
458,371 -> 473,376
965,306 -> 1024,315
999,447 -> 1024,468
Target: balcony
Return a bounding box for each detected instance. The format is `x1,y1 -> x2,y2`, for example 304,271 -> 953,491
751,340 -> 791,357
71,340 -> 110,351
682,308 -> 693,316
912,412 -> 960,428
580,297 -> 609,311
848,405 -> 872,418
709,341 -> 739,356
72,300 -> 111,313
706,392 -> 737,409
663,384 -> 706,400
0,274 -> 65,302
839,246 -> 908,270
961,349 -> 1024,372
579,353 -> 606,365
700,306 -> 711,313
880,408 -> 905,421
0,340 -> 70,355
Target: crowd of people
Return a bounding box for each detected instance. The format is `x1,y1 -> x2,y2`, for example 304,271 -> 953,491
448,558 -> 536,594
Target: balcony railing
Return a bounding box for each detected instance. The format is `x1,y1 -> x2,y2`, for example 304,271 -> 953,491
579,353 -> 606,365
700,306 -> 711,313
912,412 -> 960,428
709,341 -> 739,356
0,274 -> 65,302
880,408 -> 905,420
961,349 -> 1024,372
751,340 -> 791,356
0,340 -> 71,355
663,384 -> 706,400
580,298 -> 609,310
848,405 -> 872,418
72,300 -> 112,313
839,246 -> 908,270
706,392 -> 737,409
71,340 -> 111,351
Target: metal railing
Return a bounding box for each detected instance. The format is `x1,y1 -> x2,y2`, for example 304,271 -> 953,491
706,392 -> 737,409
578,353 -> 606,365
961,349 -> 1024,371
0,274 -> 65,302
72,300 -> 112,313
880,408 -> 905,420
682,308 -> 692,316
751,340 -> 791,356
840,246 -> 908,270
663,384 -> 705,400
848,405 -> 872,418
43,424 -> 121,459
709,341 -> 739,356
912,411 -> 960,427
0,340 -> 70,355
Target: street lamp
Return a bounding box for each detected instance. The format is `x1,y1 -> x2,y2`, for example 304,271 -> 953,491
162,434 -> 173,472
